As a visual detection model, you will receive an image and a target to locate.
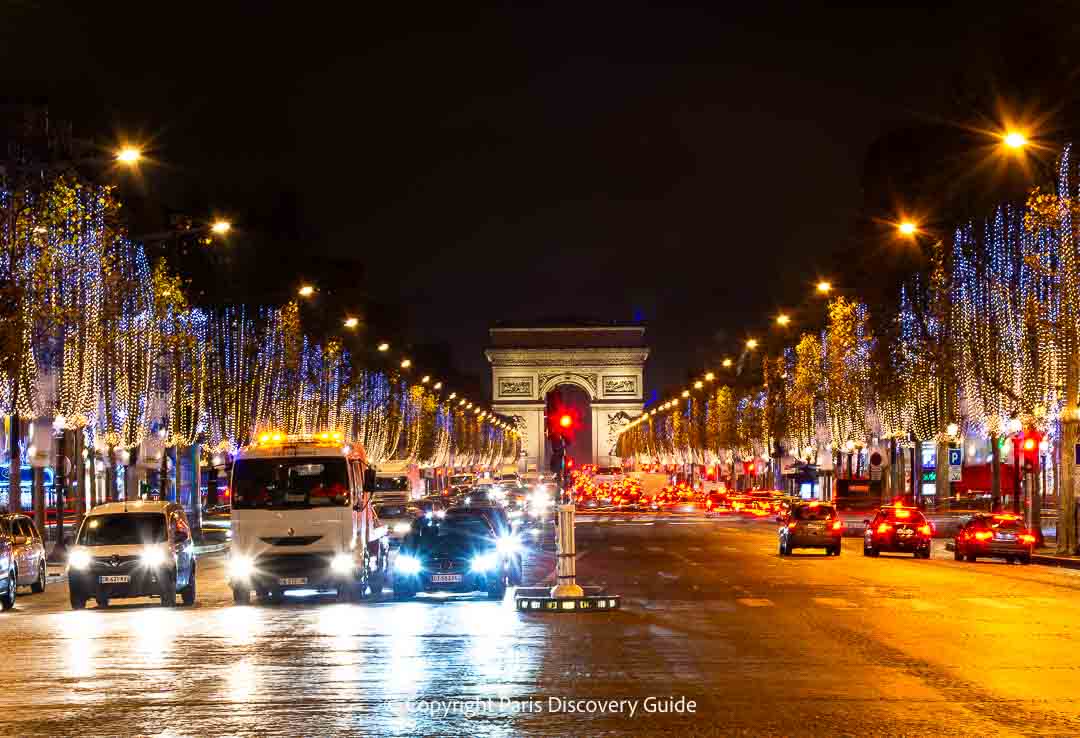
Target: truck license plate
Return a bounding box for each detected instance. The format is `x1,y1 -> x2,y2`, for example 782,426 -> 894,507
99,575 -> 130,584
278,577 -> 307,586
431,574 -> 463,583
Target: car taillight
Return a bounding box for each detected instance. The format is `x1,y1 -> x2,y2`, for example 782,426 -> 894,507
973,531 -> 992,541
1020,533 -> 1036,544
876,523 -> 891,534
918,524 -> 931,536
787,521 -> 798,529
832,520 -> 844,531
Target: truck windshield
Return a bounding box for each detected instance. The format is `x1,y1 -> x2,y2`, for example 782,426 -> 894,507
375,476 -> 410,492
232,457 -> 350,509
78,513 -> 167,546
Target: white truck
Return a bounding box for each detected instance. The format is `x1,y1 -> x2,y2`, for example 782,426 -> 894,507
374,461 -> 423,500
226,432 -> 390,604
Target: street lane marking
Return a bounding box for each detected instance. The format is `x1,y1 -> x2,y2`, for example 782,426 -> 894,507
647,546 -> 664,553
611,546 -> 626,552
736,597 -> 774,607
688,546 -> 702,552
965,597 -> 1019,609
813,597 -> 858,609
722,546 -> 738,552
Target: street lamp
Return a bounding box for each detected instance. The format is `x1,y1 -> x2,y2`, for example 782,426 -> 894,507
722,358 -> 733,368
400,359 -> 411,369
343,317 -> 359,329
898,221 -> 918,237
746,338 -> 758,350
1003,131 -> 1028,149
776,314 -> 790,327
704,372 -> 715,381
298,284 -> 315,297
115,146 -> 142,165
211,220 -> 232,235
816,281 -> 832,294
376,342 -> 389,352
433,382 -> 442,390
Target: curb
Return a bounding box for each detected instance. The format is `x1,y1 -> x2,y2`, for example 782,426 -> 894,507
944,541 -> 1080,569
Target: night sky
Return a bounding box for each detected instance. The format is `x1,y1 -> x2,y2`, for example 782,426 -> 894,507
0,1 -> 1032,396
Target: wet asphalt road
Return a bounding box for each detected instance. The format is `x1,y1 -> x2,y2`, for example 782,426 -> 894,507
3,515 -> 1080,737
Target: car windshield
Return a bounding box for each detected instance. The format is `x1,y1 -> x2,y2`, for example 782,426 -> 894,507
78,513 -> 167,546
374,476 -> 410,492
793,505 -> 834,520
991,517 -> 1023,530
232,457 -> 350,509
437,516 -> 495,541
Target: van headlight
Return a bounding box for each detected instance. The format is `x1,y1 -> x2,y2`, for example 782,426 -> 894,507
395,555 -> 421,575
68,549 -> 91,571
470,552 -> 499,573
495,535 -> 520,555
331,553 -> 354,574
141,547 -> 167,568
228,555 -> 255,580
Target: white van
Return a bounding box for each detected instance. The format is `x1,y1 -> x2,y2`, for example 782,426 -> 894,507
374,461 -> 423,500
226,433 -> 389,604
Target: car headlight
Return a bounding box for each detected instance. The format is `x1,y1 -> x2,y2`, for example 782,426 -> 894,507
331,552 -> 354,574
395,554 -> 421,575
495,535 -> 520,555
141,547 -> 168,567
68,549 -> 91,570
393,522 -> 412,535
471,552 -> 499,573
435,509 -> 446,519
228,555 -> 255,580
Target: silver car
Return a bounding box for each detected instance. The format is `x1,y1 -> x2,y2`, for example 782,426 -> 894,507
0,514 -> 47,593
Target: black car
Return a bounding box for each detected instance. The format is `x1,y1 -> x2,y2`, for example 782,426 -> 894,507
392,515 -> 511,600
445,504 -> 522,583
863,505 -> 933,558
954,513 -> 1035,564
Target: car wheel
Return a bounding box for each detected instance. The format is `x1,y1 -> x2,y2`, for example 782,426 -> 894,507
863,545 -> 877,557
31,560 -> 45,593
833,545 -> 841,557
159,572 -> 176,607
1005,555 -> 1015,565
180,569 -> 196,607
231,586 -> 250,605
1020,554 -> 1032,565
966,554 -> 977,563
1,572 -> 15,611
96,596 -> 109,608
69,590 -> 86,610
953,547 -> 963,561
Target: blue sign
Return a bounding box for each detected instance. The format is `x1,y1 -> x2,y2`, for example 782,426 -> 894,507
948,448 -> 963,466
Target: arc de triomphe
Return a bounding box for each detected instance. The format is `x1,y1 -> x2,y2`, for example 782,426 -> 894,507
486,324 -> 648,471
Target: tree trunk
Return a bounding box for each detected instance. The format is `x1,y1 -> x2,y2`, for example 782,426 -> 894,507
32,465 -> 45,541
188,444 -> 204,544
8,413 -> 21,513
990,433 -> 1002,512
73,430 -> 86,529
105,445 -> 116,503
935,436 -> 950,512
55,430 -> 67,543
1059,353 -> 1078,554
87,444 -> 98,510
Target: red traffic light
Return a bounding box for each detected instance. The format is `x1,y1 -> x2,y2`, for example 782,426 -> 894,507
1023,438 -> 1036,452
559,414 -> 573,429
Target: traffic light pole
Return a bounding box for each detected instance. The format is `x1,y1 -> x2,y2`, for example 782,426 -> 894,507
551,433 -> 583,599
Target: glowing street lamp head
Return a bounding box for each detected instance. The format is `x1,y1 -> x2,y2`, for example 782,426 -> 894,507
116,146 -> 142,165
704,372 -> 715,381
433,382 -> 443,390
343,317 -> 359,329
1003,131 -> 1028,149
776,314 -> 790,327
816,281 -> 832,294
722,358 -> 733,368
898,221 -> 918,236
694,380 -> 703,389
376,342 -> 389,352
400,359 -> 411,369
745,338 -> 758,350
298,284 -> 315,297
211,220 -> 232,235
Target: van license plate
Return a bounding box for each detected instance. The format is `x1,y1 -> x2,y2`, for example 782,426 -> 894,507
278,577 -> 307,586
431,574 -> 463,583
99,575 -> 130,584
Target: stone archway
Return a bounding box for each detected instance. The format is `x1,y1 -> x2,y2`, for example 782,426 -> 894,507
486,324 -> 648,472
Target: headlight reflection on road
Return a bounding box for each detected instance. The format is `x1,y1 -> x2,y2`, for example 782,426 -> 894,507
133,608 -> 179,667
59,610 -> 104,683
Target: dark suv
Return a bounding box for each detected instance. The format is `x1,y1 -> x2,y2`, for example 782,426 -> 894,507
780,502 -> 844,555
863,505 -> 932,558
954,513 -> 1035,564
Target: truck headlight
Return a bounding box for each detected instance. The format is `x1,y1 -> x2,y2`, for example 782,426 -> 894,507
470,552 -> 499,573
68,549 -> 91,570
331,553 -> 354,574
395,555 -> 421,575
393,522 -> 412,535
141,547 -> 167,567
228,555 -> 254,580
